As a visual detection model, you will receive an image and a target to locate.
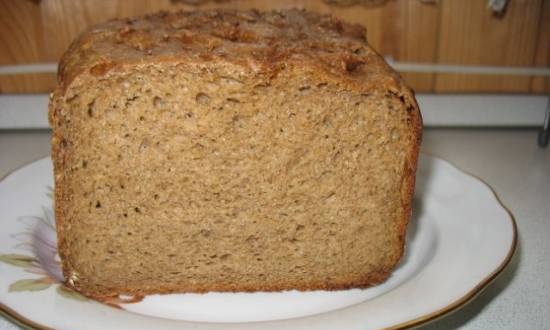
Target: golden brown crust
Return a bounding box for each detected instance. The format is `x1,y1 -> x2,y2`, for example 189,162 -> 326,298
68,268 -> 394,299
56,9 -> 404,95
48,90 -> 70,290
51,8 -> 422,298
395,87 -> 423,269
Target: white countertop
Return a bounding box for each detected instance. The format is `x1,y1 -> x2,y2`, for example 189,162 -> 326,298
1,128 -> 549,330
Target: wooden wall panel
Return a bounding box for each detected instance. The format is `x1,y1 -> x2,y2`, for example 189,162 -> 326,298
434,0 -> 543,93
531,0 -> 550,93
0,0 -> 45,64
388,0 -> 439,92
0,73 -> 56,94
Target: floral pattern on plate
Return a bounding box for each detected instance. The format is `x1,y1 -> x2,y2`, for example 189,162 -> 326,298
0,187 -> 143,309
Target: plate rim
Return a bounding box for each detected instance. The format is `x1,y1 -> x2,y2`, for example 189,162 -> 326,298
0,152 -> 518,330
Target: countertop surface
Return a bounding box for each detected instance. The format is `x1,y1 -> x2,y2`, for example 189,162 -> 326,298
1,128 -> 549,330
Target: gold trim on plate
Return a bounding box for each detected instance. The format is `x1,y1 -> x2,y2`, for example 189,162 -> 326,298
0,153 -> 518,330
0,302 -> 55,330
383,151 -> 519,330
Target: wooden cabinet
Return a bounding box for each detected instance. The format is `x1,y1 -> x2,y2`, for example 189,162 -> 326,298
0,0 -> 548,93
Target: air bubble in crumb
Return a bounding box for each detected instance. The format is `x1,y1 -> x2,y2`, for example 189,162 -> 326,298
391,128 -> 400,140
195,92 -> 210,105
153,96 -> 164,107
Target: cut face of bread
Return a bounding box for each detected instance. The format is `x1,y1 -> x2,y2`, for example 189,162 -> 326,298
49,9 -> 422,297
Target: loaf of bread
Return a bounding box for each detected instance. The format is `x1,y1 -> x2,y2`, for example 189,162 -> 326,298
49,9 -> 422,298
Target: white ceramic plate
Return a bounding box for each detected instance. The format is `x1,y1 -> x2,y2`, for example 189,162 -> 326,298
0,154 -> 516,330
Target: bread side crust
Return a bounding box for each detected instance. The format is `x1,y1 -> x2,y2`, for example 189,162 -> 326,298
78,271 -> 394,300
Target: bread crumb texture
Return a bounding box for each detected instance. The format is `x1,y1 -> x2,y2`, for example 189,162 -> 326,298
49,9 -> 422,298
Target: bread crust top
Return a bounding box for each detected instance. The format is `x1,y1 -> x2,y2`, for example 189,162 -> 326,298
58,9 -> 409,99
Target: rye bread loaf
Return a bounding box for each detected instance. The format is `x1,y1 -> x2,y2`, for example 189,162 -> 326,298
49,9 -> 422,298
